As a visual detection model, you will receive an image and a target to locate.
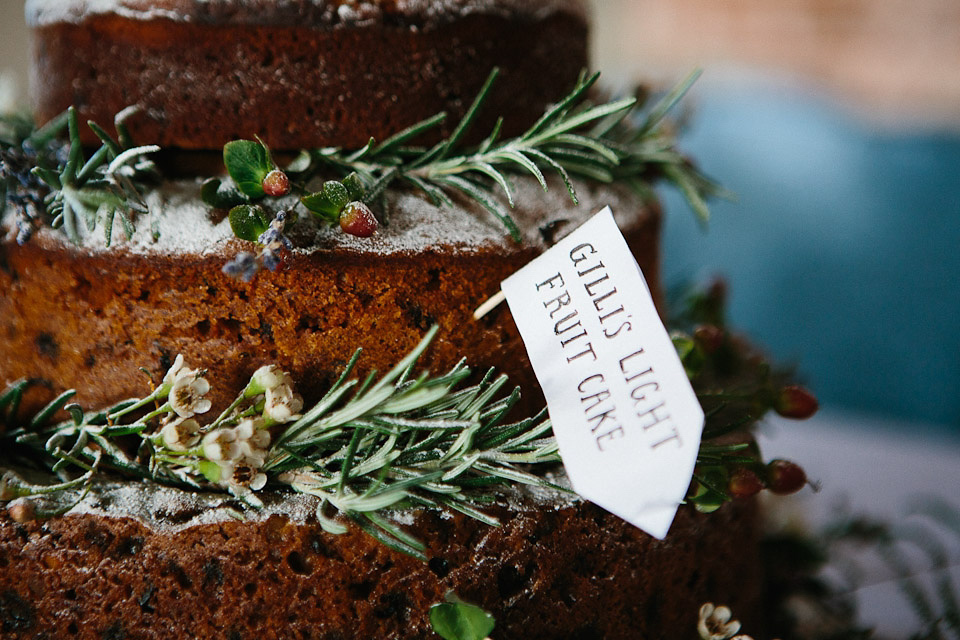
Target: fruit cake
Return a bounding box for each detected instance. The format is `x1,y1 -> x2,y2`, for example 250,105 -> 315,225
0,1 -> 788,638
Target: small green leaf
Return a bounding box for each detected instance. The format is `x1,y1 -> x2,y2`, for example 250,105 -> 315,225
198,460 -> 221,483
116,208 -> 135,240
103,206 -> 114,246
301,179 -> 351,221
31,166 -> 62,190
689,469 -> 729,513
342,173 -> 366,200
64,403 -> 85,426
201,177 -> 247,209
86,120 -> 122,156
30,389 -> 77,429
323,180 -> 351,211
0,379 -> 30,420
429,601 -> 495,640
25,109 -> 69,148
223,140 -> 271,198
285,150 -> 313,174
671,332 -> 696,361
300,191 -> 337,220
228,204 -> 271,242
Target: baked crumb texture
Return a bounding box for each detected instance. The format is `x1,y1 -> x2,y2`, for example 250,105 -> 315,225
0,495 -> 759,639
0,194 -> 660,417
30,7 -> 587,150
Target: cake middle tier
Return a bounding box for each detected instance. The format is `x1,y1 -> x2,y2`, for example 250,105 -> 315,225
0,178 -> 661,416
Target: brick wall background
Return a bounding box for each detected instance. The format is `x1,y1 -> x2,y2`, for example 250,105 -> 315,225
3,0 -> 959,126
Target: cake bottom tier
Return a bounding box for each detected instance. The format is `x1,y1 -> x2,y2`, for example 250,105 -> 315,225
0,488 -> 760,639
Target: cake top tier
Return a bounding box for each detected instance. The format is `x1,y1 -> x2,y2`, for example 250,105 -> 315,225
29,0 -> 589,150
26,0 -> 587,27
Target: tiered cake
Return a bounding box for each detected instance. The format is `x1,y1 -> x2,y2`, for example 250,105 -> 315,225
0,1 -> 769,638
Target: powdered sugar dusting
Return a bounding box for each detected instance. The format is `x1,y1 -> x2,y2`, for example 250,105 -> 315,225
4,175 -> 654,258
65,474 -> 580,533
26,0 -> 586,27
66,479 -> 320,532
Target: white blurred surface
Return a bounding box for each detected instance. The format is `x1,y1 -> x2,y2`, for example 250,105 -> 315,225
760,411 -> 960,637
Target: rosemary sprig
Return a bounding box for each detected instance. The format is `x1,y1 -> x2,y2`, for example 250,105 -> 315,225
214,69 -> 727,245
0,328 -> 565,557
0,106 -> 158,245
0,281 -> 819,553
308,69 -> 727,238
1,291 -> 815,558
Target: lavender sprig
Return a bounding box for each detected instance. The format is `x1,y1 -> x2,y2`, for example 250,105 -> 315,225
222,209 -> 294,281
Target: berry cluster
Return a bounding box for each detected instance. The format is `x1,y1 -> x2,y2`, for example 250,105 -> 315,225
300,175 -> 378,237
206,139 -> 379,239
727,459 -> 808,498
674,279 -> 817,512
205,139 -> 381,280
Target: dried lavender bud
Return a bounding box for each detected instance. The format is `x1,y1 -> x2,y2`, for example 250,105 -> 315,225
222,251 -> 259,282
261,248 -> 280,272
1,144 -> 50,244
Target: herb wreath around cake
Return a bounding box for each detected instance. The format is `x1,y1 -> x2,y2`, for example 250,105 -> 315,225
1,1 -> 817,638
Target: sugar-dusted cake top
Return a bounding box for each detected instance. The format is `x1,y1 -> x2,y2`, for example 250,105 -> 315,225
66,472 -> 577,534
3,176 -> 654,257
26,0 -> 588,27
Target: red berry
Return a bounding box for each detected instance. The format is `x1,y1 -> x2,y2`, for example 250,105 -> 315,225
339,201 -> 378,237
728,468 -> 763,498
262,169 -> 291,197
766,459 -> 807,495
693,324 -> 724,353
775,385 -> 819,419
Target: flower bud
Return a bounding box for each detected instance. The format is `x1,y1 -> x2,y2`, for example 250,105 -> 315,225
250,365 -> 284,394
339,201 -> 378,237
775,385 -> 818,419
262,169 -> 291,197
728,468 -> 763,498
8,498 -> 36,523
693,324 -> 724,354
162,354 -> 188,386
202,428 -> 241,463
766,459 -> 807,495
160,417 -> 202,451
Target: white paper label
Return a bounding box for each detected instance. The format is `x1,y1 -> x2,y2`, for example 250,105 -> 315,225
501,207 -> 704,539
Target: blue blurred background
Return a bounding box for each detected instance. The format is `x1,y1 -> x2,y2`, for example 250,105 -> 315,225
660,79 -> 960,428
588,0 -> 960,431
